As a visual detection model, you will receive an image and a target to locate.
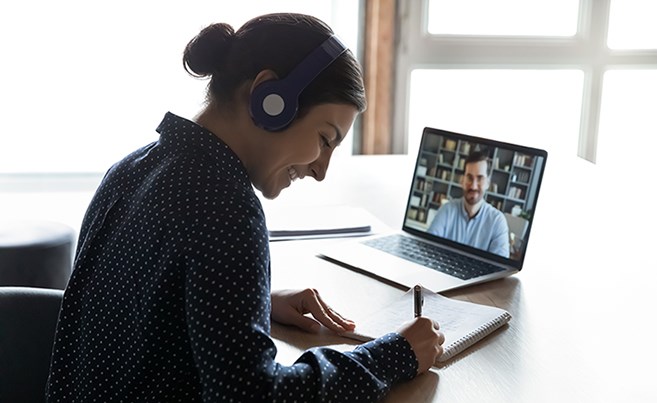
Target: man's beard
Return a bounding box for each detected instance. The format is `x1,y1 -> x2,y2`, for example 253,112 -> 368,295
464,190 -> 482,205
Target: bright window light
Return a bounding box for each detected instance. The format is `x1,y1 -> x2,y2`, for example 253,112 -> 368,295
607,0 -> 657,50
427,0 -> 579,36
597,70 -> 657,168
408,69 -> 584,161
0,0 -> 359,173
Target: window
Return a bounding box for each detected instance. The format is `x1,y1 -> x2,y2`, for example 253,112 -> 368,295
427,0 -> 579,36
607,0 -> 657,49
597,70 -> 657,168
408,69 -> 583,163
0,0 -> 361,174
394,0 -> 657,163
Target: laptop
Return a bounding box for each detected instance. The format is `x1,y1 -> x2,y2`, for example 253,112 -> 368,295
319,126 -> 548,292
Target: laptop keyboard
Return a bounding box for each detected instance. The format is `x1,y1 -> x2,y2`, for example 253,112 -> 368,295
362,234 -> 505,280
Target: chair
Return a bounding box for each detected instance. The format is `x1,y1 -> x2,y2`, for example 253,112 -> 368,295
0,220 -> 75,290
0,286 -> 64,403
504,213 -> 529,254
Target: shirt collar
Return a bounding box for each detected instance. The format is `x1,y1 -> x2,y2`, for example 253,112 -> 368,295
459,197 -> 487,221
155,112 -> 250,184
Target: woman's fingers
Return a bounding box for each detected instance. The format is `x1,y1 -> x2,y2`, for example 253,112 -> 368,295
312,289 -> 356,331
271,288 -> 355,334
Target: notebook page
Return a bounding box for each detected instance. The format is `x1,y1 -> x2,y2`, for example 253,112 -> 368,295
345,286 -> 511,362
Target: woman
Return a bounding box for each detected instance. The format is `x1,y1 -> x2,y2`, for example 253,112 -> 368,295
47,13 -> 444,402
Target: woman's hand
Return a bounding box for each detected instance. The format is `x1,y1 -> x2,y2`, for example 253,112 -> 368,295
396,318 -> 445,374
271,288 -> 356,334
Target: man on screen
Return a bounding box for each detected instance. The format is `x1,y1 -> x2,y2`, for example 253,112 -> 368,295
428,151 -> 509,258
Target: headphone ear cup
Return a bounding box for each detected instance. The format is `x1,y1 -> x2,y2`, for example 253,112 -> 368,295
249,80 -> 299,132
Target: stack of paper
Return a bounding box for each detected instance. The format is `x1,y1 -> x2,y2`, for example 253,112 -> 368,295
266,205 -> 375,241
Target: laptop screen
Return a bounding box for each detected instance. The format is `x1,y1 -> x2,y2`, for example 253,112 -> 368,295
402,127 -> 548,269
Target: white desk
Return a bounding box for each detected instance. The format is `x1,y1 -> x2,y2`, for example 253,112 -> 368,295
2,154 -> 655,402
264,154 -> 657,403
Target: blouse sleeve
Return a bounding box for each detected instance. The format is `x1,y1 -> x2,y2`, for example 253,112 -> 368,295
183,212 -> 418,402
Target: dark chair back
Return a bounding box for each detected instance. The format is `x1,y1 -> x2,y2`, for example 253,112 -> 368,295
0,286 -> 63,403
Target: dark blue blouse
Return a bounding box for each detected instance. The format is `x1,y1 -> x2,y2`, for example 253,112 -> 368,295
46,112 -> 417,402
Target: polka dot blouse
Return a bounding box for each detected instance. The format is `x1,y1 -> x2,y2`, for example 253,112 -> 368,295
46,112 -> 417,402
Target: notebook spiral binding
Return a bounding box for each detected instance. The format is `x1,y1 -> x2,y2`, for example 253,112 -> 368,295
442,311 -> 512,361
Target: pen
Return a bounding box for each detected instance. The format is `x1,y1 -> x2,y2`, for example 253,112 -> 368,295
414,284 -> 423,318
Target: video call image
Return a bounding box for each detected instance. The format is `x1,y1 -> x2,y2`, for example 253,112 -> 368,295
405,132 -> 545,261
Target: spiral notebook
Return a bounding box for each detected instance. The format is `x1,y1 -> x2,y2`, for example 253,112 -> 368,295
343,286 -> 511,363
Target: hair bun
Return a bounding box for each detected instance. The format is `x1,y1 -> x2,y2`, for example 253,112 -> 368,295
183,23 -> 235,77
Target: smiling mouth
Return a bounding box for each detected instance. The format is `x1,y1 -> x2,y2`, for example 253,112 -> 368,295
288,167 -> 299,182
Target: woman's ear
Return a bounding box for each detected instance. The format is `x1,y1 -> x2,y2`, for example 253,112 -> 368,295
250,70 -> 279,94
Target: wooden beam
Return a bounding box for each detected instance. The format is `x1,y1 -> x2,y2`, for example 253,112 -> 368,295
361,0 -> 396,154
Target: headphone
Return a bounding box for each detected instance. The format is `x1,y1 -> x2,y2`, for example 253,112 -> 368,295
249,35 -> 348,132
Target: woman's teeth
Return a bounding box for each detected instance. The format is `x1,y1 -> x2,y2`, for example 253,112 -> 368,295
288,167 -> 299,181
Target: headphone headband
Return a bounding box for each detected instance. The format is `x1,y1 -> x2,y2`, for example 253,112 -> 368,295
284,36 -> 347,94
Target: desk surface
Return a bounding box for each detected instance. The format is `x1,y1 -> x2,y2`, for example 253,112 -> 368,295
2,153 -> 655,402
263,154 -> 656,403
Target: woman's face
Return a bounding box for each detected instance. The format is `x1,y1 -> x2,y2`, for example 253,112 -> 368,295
252,103 -> 358,199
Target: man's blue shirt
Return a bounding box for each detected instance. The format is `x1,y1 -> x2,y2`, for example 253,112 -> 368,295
428,198 -> 509,257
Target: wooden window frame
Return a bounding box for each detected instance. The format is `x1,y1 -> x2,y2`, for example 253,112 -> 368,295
360,0 -> 397,154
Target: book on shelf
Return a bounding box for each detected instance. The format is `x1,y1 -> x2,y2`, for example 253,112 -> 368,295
342,285 -> 511,363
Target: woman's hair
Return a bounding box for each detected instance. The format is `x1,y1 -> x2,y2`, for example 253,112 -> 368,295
183,13 -> 366,115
